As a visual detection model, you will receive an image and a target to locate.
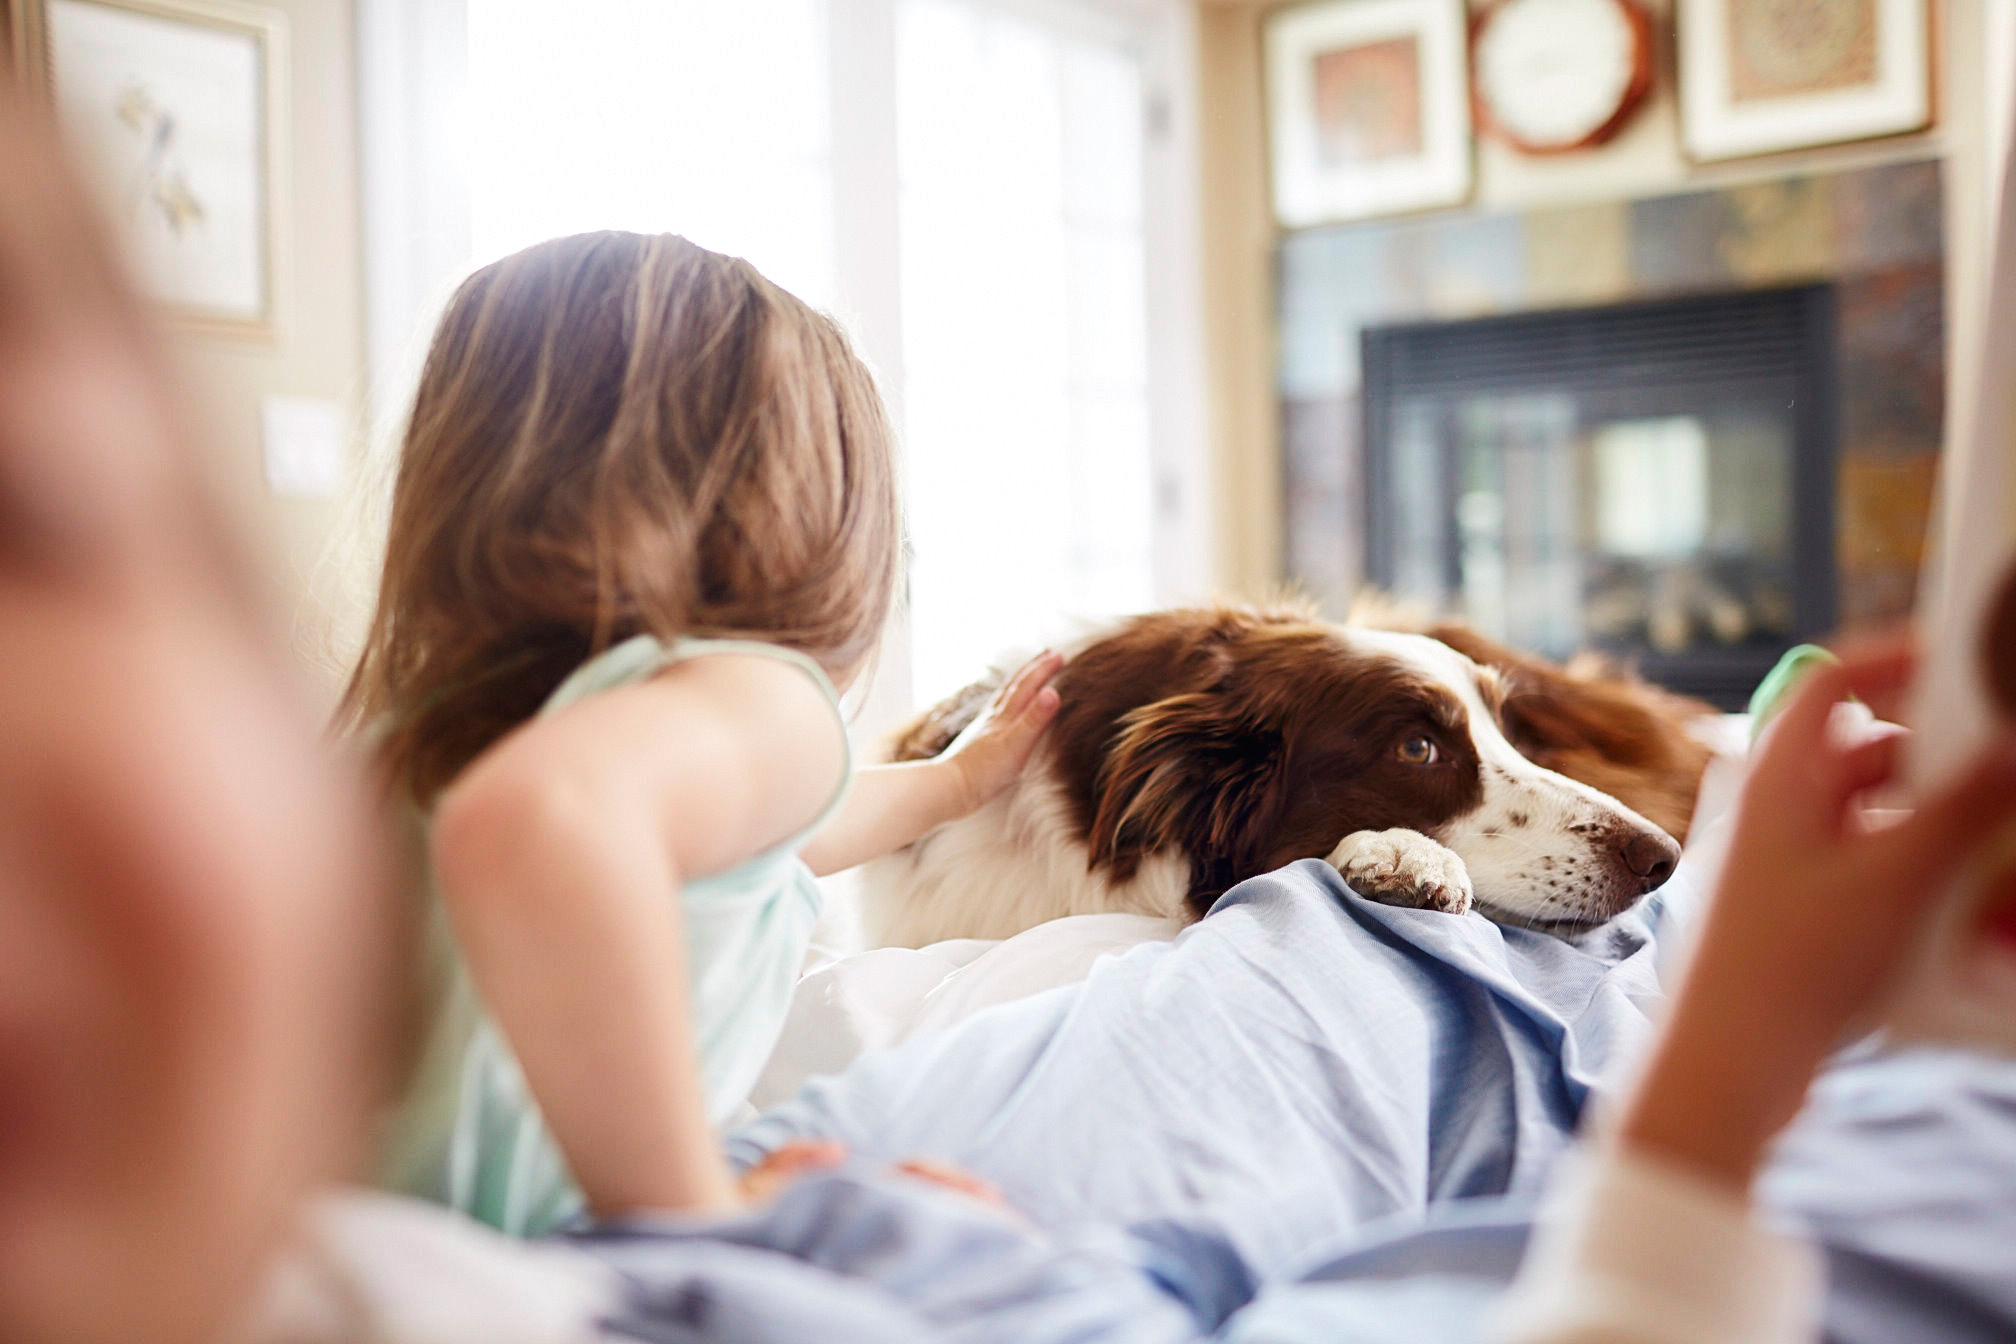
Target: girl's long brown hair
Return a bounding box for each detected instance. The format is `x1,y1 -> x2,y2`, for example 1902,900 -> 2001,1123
340,232 -> 900,807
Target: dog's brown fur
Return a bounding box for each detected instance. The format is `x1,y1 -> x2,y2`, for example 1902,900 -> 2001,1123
891,606 -> 1717,855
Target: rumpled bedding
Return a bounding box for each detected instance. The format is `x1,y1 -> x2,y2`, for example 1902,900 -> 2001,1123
555,855 -> 2016,1342
731,860 -> 1674,1296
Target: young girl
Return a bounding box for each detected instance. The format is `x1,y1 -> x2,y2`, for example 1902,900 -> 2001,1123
340,231 -> 1064,1234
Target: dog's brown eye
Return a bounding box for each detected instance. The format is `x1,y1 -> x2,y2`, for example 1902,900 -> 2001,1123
1396,735 -> 1439,765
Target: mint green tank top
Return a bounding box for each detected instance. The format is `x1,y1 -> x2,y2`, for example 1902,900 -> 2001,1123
380,635 -> 850,1236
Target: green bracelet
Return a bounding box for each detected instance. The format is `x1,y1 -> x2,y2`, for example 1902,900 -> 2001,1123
1747,644 -> 1841,744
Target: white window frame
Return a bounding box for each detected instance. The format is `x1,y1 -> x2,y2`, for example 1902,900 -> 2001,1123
356,0 -> 1208,733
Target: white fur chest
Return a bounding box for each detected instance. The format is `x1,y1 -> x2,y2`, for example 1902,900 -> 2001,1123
853,759 -> 1189,948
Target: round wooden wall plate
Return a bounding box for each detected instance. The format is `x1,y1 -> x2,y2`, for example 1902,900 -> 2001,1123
1471,0 -> 1654,156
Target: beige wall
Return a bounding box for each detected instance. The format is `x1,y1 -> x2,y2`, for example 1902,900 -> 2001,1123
1197,1 -> 1280,599
1196,0 -> 1971,600
170,0 -> 366,698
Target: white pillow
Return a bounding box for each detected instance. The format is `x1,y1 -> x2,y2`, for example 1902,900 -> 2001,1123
749,913 -> 1178,1109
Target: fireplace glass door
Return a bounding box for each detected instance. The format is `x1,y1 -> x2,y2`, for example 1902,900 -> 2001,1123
1363,286 -> 1836,708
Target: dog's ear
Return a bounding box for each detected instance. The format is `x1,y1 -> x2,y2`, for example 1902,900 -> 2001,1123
1088,691 -> 1290,906
1425,622 -> 1681,757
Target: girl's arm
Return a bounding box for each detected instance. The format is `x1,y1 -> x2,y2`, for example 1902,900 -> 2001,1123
1500,641 -> 2016,1344
428,653 -> 847,1220
799,651 -> 1064,877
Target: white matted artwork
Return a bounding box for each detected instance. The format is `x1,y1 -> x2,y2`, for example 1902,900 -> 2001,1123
1264,0 -> 1471,228
13,0 -> 284,335
1678,0 -> 1930,162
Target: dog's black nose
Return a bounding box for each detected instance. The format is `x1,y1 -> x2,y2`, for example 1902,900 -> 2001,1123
1621,830 -> 1680,892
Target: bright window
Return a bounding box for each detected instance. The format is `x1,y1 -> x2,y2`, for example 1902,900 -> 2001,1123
897,1 -> 1156,703
439,0 -> 1171,720
465,0 -> 834,307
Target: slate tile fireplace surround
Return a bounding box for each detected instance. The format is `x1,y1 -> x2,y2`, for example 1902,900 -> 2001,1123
1279,159 -> 1944,706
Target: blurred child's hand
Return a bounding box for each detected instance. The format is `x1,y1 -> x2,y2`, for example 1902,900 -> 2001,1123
1621,638 -> 2016,1189
1702,641 -> 2016,1070
736,1140 -> 849,1204
736,1142 -> 1008,1211
890,1157 -> 1007,1207
940,651 -> 1066,816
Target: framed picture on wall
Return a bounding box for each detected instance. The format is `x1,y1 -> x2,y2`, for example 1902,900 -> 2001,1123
7,0 -> 285,337
1678,0 -> 1931,162
1264,0 -> 1471,228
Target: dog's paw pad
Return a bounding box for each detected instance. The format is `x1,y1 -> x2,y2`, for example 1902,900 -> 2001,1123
1325,829 -> 1474,915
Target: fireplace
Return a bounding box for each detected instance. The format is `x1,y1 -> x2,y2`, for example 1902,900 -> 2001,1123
1360,285 -> 1838,708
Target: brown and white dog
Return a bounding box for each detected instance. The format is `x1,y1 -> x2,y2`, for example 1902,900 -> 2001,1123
856,604 -> 1716,948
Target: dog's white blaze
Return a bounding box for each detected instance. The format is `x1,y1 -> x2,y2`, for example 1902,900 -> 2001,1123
854,758 -> 1190,948
1341,629 -> 1670,926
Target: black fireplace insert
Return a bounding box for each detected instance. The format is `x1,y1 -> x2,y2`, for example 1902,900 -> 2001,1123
1361,285 -> 1838,710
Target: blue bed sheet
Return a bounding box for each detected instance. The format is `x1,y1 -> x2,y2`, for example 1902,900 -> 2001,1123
728,859 -> 1671,1298
570,860 -> 2016,1343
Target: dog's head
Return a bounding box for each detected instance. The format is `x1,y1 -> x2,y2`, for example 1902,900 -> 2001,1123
1044,607 -> 1682,927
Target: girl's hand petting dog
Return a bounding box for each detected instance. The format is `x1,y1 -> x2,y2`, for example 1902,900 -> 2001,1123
800,651 -> 1064,877
1620,637 -> 2016,1192
939,650 -> 1067,816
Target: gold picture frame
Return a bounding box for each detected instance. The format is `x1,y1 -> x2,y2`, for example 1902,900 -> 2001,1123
7,0 -> 286,340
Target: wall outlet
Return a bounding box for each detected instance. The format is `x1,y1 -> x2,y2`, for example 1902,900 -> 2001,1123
261,395 -> 349,500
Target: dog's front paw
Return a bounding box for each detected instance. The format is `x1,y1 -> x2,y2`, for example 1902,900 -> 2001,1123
1326,829 -> 1474,915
